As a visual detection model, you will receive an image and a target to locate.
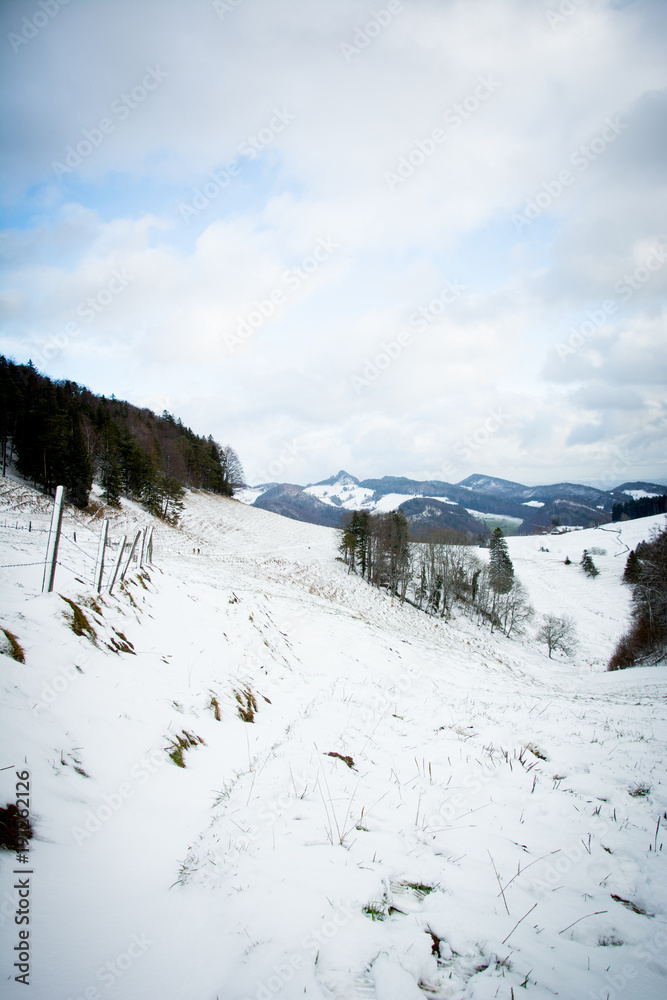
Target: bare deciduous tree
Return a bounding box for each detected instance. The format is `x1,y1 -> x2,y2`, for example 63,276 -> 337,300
537,614 -> 577,659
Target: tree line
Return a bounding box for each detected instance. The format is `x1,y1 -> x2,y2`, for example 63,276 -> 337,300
340,512 -> 534,638
612,495 -> 667,522
0,356 -> 244,521
610,525 -> 667,669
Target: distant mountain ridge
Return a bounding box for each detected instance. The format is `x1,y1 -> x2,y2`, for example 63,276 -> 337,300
236,470 -> 667,536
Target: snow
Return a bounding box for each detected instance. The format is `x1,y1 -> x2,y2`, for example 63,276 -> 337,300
304,484 -> 376,509
301,488 -> 458,514
522,501 -> 545,508
235,485 -> 275,505
1,480 -> 666,1000
367,493 -> 420,513
466,509 -> 524,526
239,482 -> 461,516
623,490 -> 662,500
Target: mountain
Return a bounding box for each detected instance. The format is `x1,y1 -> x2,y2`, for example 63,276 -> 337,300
397,497 -> 491,536
311,469 -> 360,487
253,483 -> 345,527
458,473 -> 611,504
614,481 -> 667,499
240,470 -> 666,535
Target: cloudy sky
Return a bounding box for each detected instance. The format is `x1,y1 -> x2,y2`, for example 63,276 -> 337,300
1,0 -> 666,488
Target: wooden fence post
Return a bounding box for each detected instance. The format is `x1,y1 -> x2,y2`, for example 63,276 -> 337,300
120,530 -> 141,582
109,535 -> 126,594
94,520 -> 109,592
42,485 -> 65,593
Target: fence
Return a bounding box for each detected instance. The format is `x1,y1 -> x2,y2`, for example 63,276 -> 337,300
0,485 -> 154,594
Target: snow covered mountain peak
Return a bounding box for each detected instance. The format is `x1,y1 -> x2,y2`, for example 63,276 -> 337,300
311,470 -> 360,487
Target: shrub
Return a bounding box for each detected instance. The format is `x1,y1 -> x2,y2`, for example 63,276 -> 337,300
0,803 -> 33,851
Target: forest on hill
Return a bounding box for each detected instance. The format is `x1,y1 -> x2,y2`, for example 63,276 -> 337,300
0,357 -> 243,519
612,493 -> 667,521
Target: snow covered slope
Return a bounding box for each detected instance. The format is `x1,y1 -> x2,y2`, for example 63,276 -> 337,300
1,483 -> 666,1000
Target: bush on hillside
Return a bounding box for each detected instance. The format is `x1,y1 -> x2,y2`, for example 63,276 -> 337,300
608,525 -> 667,670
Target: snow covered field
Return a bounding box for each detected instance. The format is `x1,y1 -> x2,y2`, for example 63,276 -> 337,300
1,481 -> 666,1000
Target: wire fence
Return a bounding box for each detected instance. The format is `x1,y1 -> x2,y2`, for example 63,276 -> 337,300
0,496 -> 154,593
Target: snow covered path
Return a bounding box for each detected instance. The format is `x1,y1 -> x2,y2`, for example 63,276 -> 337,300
1,485 -> 666,999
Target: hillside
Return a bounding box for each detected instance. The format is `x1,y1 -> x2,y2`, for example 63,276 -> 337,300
0,356 -> 242,510
1,481 -> 666,1000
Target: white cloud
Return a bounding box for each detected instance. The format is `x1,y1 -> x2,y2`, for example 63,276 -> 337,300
0,0 -> 665,485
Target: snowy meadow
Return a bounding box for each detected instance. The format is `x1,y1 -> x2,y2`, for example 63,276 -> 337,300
1,481 -> 666,1000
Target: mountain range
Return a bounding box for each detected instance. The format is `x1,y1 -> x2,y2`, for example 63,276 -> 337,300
236,471 -> 667,536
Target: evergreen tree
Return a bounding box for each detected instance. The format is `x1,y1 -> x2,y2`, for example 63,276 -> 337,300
65,414 -> 93,508
100,451 -> 122,507
580,550 -> 599,577
623,549 -> 642,584
340,511 -> 371,578
489,527 -> 514,593
1,355 -> 242,510
160,476 -> 186,524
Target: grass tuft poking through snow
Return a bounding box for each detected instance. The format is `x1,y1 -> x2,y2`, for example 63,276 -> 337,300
165,730 -> 206,768
234,686 -> 258,722
60,596 -> 97,642
1,627 -> 25,663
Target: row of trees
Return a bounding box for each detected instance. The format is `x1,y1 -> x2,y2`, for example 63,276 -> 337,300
610,526 -> 667,669
0,356 -> 244,521
612,495 -> 667,521
340,515 -> 535,639
340,510 -> 411,597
